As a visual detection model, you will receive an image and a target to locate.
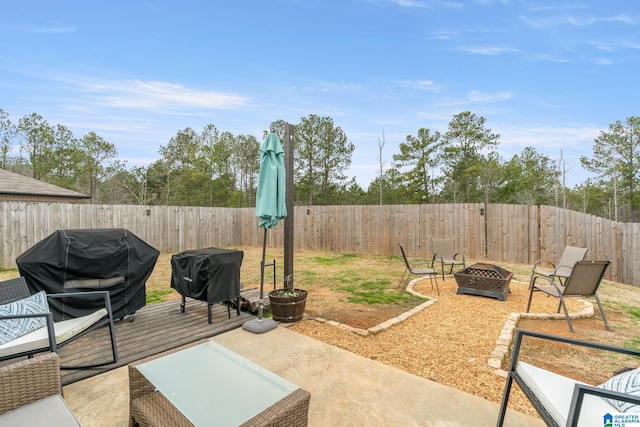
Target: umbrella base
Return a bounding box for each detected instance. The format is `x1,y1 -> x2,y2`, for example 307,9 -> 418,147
242,317 -> 278,334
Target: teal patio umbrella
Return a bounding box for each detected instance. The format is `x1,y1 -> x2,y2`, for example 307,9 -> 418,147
256,133 -> 287,229
243,133 -> 287,334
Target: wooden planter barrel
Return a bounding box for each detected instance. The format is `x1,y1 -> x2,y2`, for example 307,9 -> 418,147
268,289 -> 307,323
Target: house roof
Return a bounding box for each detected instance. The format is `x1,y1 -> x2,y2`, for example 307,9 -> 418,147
0,168 -> 90,199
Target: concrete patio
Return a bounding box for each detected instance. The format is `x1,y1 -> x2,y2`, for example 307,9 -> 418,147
63,325 -> 542,426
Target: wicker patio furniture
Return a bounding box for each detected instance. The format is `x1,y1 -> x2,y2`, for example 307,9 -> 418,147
0,352 -> 81,426
129,343 -> 311,427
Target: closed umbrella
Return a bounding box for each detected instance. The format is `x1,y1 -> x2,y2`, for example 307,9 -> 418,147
256,133 -> 287,229
243,133 -> 286,334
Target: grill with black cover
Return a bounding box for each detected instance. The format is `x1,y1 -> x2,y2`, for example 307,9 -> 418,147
16,228 -> 159,320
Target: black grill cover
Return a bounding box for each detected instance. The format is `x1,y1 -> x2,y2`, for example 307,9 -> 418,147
16,229 -> 159,320
170,248 -> 243,304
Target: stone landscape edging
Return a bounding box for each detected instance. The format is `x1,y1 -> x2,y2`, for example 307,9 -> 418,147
303,277 -> 595,376
305,276 -> 437,337
489,289 -> 594,377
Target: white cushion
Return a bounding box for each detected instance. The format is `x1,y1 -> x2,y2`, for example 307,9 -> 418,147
599,368 -> 640,412
0,394 -> 81,426
517,361 -> 617,427
0,308 -> 107,358
0,291 -> 50,345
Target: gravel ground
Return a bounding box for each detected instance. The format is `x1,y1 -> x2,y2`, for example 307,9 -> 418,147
290,276 -> 585,417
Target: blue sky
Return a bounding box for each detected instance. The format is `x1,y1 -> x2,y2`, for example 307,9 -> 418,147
1,0 -> 638,189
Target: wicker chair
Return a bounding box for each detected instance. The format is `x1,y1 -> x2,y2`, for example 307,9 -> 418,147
0,277 -> 118,369
0,352 -> 81,425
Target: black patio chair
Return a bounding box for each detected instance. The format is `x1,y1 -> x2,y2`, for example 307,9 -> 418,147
0,277 -> 118,369
497,329 -> 640,426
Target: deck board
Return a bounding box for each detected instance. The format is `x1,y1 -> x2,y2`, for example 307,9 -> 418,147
58,298 -> 254,385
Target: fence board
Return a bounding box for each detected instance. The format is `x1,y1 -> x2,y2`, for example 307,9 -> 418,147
1,202 -> 639,287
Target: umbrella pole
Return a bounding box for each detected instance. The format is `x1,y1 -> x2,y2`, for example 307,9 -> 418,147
243,227 -> 278,333
258,227 -> 268,318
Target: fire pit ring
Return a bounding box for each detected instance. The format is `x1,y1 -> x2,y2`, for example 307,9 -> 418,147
454,263 -> 513,301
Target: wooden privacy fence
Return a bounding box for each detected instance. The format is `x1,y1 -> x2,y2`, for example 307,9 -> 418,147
0,202 -> 638,286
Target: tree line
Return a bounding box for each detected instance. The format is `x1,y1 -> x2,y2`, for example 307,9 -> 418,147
1,108 -> 639,222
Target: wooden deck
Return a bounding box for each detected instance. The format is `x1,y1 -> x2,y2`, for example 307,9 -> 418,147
58,298 -> 254,385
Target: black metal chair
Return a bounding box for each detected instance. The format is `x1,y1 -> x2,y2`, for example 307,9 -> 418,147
398,244 -> 439,295
0,277 -> 118,369
497,330 -> 640,427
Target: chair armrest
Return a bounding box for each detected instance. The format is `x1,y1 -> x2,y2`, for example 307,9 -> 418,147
0,312 -> 52,322
567,383 -> 640,426
532,259 -> 555,271
530,274 -> 563,291
511,330 -> 640,369
0,352 -> 61,414
410,258 -> 435,268
552,263 -> 574,278
508,330 -> 640,389
0,312 -> 57,352
454,253 -> 466,262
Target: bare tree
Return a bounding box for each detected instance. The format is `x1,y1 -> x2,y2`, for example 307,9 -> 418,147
378,127 -> 386,205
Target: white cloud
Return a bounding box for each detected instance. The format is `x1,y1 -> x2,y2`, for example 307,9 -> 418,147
467,90 -> 511,103
521,13 -> 635,30
587,39 -> 640,52
398,79 -> 442,90
428,30 -> 459,40
593,57 -> 614,65
439,90 -> 512,106
498,124 -> 599,150
302,81 -> 363,94
459,46 -> 520,55
566,14 -> 635,26
587,40 -> 617,52
533,53 -> 572,63
472,0 -> 509,5
391,0 -> 427,7
10,24 -> 77,33
389,0 -> 463,9
71,78 -> 249,112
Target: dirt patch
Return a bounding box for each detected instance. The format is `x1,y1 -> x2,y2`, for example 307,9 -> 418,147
301,286 -> 425,329
307,302 -> 411,329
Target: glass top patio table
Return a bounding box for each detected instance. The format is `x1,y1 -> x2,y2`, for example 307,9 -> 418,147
136,340 -> 300,426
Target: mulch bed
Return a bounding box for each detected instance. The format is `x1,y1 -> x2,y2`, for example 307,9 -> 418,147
290,276 -> 588,417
